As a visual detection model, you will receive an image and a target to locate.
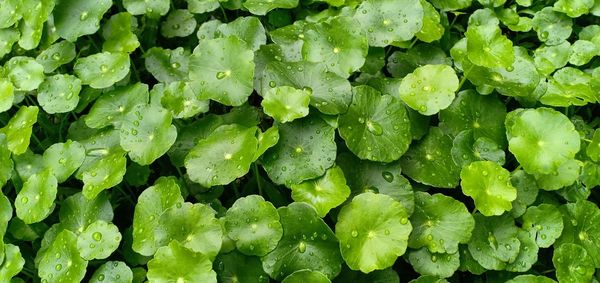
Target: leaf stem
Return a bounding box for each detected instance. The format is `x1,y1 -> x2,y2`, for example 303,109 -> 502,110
220,6 -> 229,22
253,162 -> 263,196
458,64 -> 474,90
583,138 -> 593,143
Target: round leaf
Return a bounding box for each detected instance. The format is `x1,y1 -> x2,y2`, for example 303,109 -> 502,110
0,244 -> 24,282
53,0 -> 112,41
553,243 -> 595,283
290,165 -> 351,217
262,202 -> 342,280
399,64 -> 459,116
59,192 -> 114,234
144,47 -> 190,83
214,251 -> 269,283
407,248 -> 460,278
0,106 -> 38,155
466,21 -> 515,68
467,213 -> 520,270
532,7 -> 572,45
147,241 -> 217,283
37,74 -> 82,114
409,192 -> 474,254
122,0 -> 170,17
35,40 -> 77,73
505,230 -> 539,272
85,83 -> 149,129
90,261 -> 133,283
42,140 -> 86,183
339,86 -> 411,162
38,230 -> 88,283
460,161 -> 517,216
336,192 -> 412,273
15,169 -> 57,224
161,9 -> 197,38
556,200 -> 600,267
6,56 -> 44,91
76,220 -> 122,260
74,52 -> 131,89
282,270 -> 331,283
223,195 -> 283,256
262,115 -> 336,186
243,0 -> 298,15
261,86 -> 310,123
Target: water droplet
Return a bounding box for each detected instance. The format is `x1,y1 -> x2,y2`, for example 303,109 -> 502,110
431,255 -> 437,262
92,232 -> 103,241
357,117 -> 365,124
172,24 -> 180,30
59,158 -> 66,164
100,65 -> 108,73
97,274 -> 105,281
298,242 -> 306,253
55,264 -> 62,271
351,230 -> 358,238
382,171 -> 394,183
366,120 -> 383,136
384,229 -> 390,235
171,62 -> 180,69
52,53 -> 61,60
400,217 -> 408,224
269,81 -> 276,87
79,12 -> 89,21
21,197 -> 28,204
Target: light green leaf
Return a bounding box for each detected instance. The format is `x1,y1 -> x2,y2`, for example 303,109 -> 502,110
506,108 -> 580,175
407,248 -> 460,278
282,270 -> 331,283
243,0 -> 298,15
416,0 -> 444,43
59,192 -> 113,234
17,0 -> 53,50
147,241 -> 217,283
532,7 -> 572,45
189,37 -> 254,106
409,192 -> 474,254
76,220 -> 122,260
123,0 -> 170,17
587,129 -> 600,162
339,86 -> 411,162
132,177 -> 183,256
353,0 -> 424,47
42,140 -> 85,183
533,42 -> 571,76
90,261 -> 133,283
15,169 -> 57,224
506,275 -> 556,283
102,12 -> 140,53
522,204 -> 563,248
0,79 -> 13,113
185,124 -> 257,187
81,150 -> 127,199
554,0 -> 594,17
260,60 -> 352,115
262,115 -> 336,186
54,0 -> 111,41
37,74 -> 81,114
556,200 -> 600,267
540,67 -> 596,107
534,159 -> 582,191
467,213 -> 520,270
159,81 -> 209,119
0,0 -> 21,28
400,127 -> 461,188
0,244 -> 24,282
261,86 -> 310,123
198,17 -> 267,51
38,230 -> 88,283
451,130 -> 506,167
336,192 -> 412,273
223,195 -> 283,256
399,64 -> 459,116
161,9 -> 197,38
0,134 -> 12,187
460,161 -> 517,216
569,40 -> 598,66
158,202 -> 222,259
0,28 -> 19,59
0,106 -> 38,155
504,230 -> 538,272
35,40 -> 77,73
290,165 -> 351,217
85,83 -> 149,129
510,170 -> 539,218
553,243 -> 595,283
334,267 -> 400,283
145,47 -> 189,83
74,52 -> 131,89
214,251 -> 270,283
466,16 -> 514,68
120,104 -> 177,165
186,0 -> 220,14
6,56 -> 45,91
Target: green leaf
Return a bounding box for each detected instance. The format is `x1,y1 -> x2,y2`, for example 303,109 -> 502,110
409,192 -> 474,254
282,270 -> 331,283
262,202 -> 342,280
158,202 -> 222,259
0,28 -> 19,59
0,244 -> 24,282
540,67 -> 596,107
399,64 -> 459,116
90,261 -> 133,283
132,177 -> 183,256
158,81 -> 210,119
510,170 -> 539,218
407,248 -> 460,278
38,230 -> 88,283
337,153 -> 414,215
37,74 -> 82,114
261,86 -> 310,123
54,0 -> 112,41
353,0 -> 424,47
522,204 -> 563,248
506,275 -> 556,283
387,43 -> 452,80
466,15 -> 515,68
74,52 -> 131,89
15,169 -> 57,224
144,47 -> 190,83
6,56 -> 45,91
260,60 -> 352,115
532,7 -> 572,45
243,0 -> 298,15
185,124 -> 257,187
85,83 -> 149,129
334,267 -> 400,283
262,115 -> 336,186
506,108 -> 580,175
123,0 -> 170,17
102,12 -> 140,53
189,37 -> 254,106
42,140 -> 86,182
290,165 -> 351,217
59,192 -> 113,234
186,0 -> 220,14
147,241 -> 217,283
467,213 -> 520,270
0,135 -> 13,187
554,0 -> 594,17
0,106 -> 38,155
35,40 -> 77,73
76,220 -> 122,260
17,0 -> 53,50
223,195 -> 283,256
336,192 -> 412,273
569,40 -> 598,66
0,0 -> 22,28
460,161 -> 517,216
439,90 -> 507,143
214,251 -> 270,283
161,9 -> 197,38
588,129 -> 600,162
339,86 -> 411,162
0,79 -> 13,113
301,16 -> 369,77
553,243 -> 595,283
401,127 -> 461,188
534,42 -> 571,76
556,200 -> 600,267
504,230 -> 538,272
451,130 -> 506,167
197,17 -> 267,51
416,0 -> 444,43
120,104 -> 177,165
534,159 -> 582,191
254,126 -> 280,161
81,150 -> 127,199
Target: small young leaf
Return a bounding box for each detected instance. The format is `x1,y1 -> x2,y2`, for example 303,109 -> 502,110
460,161 -> 517,216
399,64 -> 459,116
290,166 -> 351,217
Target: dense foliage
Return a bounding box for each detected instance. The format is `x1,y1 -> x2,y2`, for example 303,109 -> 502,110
2,0 -> 600,282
